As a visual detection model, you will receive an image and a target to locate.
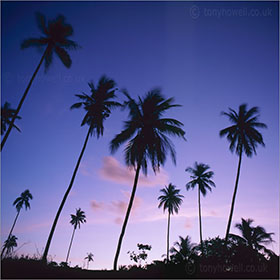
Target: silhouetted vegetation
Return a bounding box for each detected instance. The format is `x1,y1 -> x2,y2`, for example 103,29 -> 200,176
110,90 -> 186,270
1,102 -> 21,135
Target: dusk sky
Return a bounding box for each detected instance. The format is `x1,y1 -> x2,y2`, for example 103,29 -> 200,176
1,1 -> 279,270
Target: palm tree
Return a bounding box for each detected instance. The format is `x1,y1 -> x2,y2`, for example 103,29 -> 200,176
220,104 -> 267,241
2,235 -> 18,258
110,89 -> 186,270
158,183 -> 184,262
85,252 -> 94,269
185,162 -> 215,247
230,218 -> 274,252
170,236 -> 196,264
1,12 -> 79,150
65,208 -> 86,263
1,190 -> 33,258
1,102 -> 21,135
42,76 -> 120,261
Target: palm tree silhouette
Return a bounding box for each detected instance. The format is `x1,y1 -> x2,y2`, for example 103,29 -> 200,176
2,235 -> 18,259
1,190 -> 33,258
66,208 -> 86,263
42,76 -> 120,261
158,183 -> 184,262
85,252 -> 94,269
170,235 -> 196,264
1,102 -> 21,135
110,89 -> 186,270
220,104 -> 267,241
185,162 -> 215,248
1,12 -> 79,150
230,218 -> 274,252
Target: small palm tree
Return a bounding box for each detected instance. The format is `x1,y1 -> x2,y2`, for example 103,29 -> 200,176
1,190 -> 33,258
42,76 -> 120,261
230,218 -> 274,252
1,102 -> 21,135
1,12 -> 79,150
185,162 -> 215,247
65,208 -> 86,263
110,89 -> 186,270
84,252 -> 94,269
2,235 -> 18,258
158,183 -> 184,262
170,236 -> 196,264
220,104 -> 267,240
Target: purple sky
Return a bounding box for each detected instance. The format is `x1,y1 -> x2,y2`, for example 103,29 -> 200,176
1,1 -> 279,269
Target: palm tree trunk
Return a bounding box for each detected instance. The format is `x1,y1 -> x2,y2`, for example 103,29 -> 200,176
166,211 -> 171,262
198,188 -> 203,248
66,227 -> 76,263
42,127 -> 91,262
113,162 -> 141,270
225,151 -> 243,241
1,46 -> 49,151
1,210 -> 20,259
87,260 -> 89,270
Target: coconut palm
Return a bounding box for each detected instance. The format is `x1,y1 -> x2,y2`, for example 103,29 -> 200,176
85,252 -> 94,269
1,12 -> 79,150
2,235 -> 18,258
1,102 -> 21,135
170,236 -> 196,264
185,162 -> 215,247
110,89 -> 186,270
42,76 -> 120,261
158,183 -> 184,262
65,208 -> 86,263
230,218 -> 274,252
1,190 -> 33,258
220,104 -> 267,240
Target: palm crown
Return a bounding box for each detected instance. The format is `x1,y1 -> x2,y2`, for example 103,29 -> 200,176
170,236 -> 196,262
13,189 -> 33,213
219,104 -> 267,157
110,89 -> 186,174
234,218 -> 274,250
185,162 -> 216,196
158,184 -> 184,215
70,208 -> 86,229
21,12 -> 79,70
71,76 -> 121,137
3,235 -> 18,256
1,102 -> 21,135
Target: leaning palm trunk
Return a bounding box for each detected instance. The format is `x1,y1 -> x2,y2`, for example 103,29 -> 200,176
166,211 -> 171,262
113,163 -> 141,270
42,127 -> 91,262
1,210 -> 21,259
1,46 -> 49,151
198,188 -> 203,251
225,151 -> 243,241
66,227 -> 76,263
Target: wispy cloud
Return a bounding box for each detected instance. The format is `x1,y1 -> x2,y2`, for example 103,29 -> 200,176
98,156 -> 169,187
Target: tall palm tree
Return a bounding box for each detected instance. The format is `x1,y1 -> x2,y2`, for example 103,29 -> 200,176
42,76 -> 120,261
185,162 -> 215,247
158,183 -> 184,262
110,89 -> 186,270
230,218 -> 274,252
220,104 -> 267,241
1,102 -> 21,135
1,190 -> 33,258
1,12 -> 79,150
170,235 -> 196,264
66,208 -> 86,263
85,252 -> 94,269
2,235 -> 18,259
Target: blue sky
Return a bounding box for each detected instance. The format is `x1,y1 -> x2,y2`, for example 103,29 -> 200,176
1,1 -> 279,269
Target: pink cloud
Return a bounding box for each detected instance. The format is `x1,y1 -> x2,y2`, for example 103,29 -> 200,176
185,219 -> 192,229
91,200 -> 104,210
99,156 -> 168,187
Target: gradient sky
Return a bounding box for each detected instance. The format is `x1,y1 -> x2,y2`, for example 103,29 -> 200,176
1,1 -> 279,270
